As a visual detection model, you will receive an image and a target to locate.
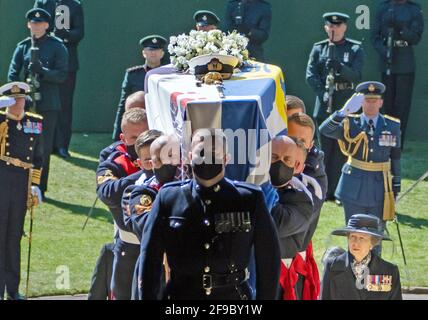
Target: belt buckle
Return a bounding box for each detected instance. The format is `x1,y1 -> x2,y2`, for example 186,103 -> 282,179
202,274 -> 213,290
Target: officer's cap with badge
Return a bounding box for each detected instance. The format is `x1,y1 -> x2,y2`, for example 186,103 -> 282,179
139,35 -> 167,50
323,12 -> 350,25
331,214 -> 391,241
26,8 -> 51,23
193,10 -> 220,27
0,82 -> 31,99
356,81 -> 386,99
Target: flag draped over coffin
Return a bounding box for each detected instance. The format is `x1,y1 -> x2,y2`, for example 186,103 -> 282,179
145,62 -> 288,185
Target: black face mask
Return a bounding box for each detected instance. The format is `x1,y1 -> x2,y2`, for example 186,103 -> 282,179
269,161 -> 294,188
154,164 -> 177,184
143,169 -> 154,179
191,154 -> 224,181
126,145 -> 139,161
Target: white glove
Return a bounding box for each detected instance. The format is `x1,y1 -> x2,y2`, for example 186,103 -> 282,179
0,96 -> 16,109
340,93 -> 364,115
31,186 -> 43,206
300,173 -> 323,200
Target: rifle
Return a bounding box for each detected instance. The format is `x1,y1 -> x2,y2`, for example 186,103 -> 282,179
26,35 -> 42,112
325,31 -> 336,114
385,6 -> 395,76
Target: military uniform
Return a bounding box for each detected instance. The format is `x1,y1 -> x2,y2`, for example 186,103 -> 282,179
112,35 -> 167,141
8,8 -> 69,195
0,82 -> 43,300
137,178 -> 280,300
96,148 -> 144,300
225,0 -> 271,61
371,0 -> 424,147
321,214 -> 402,300
194,10 -> 220,29
319,82 -> 401,255
270,181 -> 315,300
34,0 -> 84,157
306,12 -> 365,200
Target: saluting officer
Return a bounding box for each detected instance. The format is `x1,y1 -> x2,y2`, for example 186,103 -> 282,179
138,129 -> 280,300
322,214 -> 402,300
225,0 -> 272,61
371,0 -> 424,148
34,0 -> 85,158
112,35 -> 167,141
306,12 -> 365,202
319,81 -> 401,255
8,8 -> 69,198
0,82 -> 43,300
194,10 -> 220,31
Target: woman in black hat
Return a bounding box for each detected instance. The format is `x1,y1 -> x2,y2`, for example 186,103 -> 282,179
321,214 -> 402,300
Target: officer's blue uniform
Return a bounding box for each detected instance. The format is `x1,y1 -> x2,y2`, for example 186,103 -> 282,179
8,9 -> 69,195
225,0 -> 271,61
96,150 -> 143,300
319,82 -> 401,255
112,35 -> 167,141
122,178 -> 162,300
371,0 -> 424,147
306,14 -> 365,200
137,178 -> 280,300
34,0 -> 85,155
0,85 -> 43,299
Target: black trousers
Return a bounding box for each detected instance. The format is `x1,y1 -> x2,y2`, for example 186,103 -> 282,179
55,72 -> 77,150
382,73 -> 415,148
110,239 -> 140,300
0,168 -> 29,298
88,243 -> 114,300
39,111 -> 59,194
316,119 -> 345,200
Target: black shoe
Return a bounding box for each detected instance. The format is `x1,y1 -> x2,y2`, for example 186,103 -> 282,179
7,293 -> 26,300
58,148 -> 71,159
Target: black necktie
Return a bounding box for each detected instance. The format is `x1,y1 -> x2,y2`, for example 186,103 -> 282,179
368,119 -> 375,136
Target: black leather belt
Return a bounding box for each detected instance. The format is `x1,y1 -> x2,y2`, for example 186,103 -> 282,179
202,270 -> 248,290
394,40 -> 409,47
335,83 -> 355,91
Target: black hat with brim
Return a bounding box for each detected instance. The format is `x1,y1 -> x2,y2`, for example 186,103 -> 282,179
194,10 -> 220,27
26,8 -> 51,23
139,35 -> 167,49
323,12 -> 350,25
331,214 -> 391,241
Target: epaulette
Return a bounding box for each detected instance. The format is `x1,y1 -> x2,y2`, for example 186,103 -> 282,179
384,115 -> 401,123
346,38 -> 362,46
18,37 -> 31,45
162,179 -> 191,188
314,39 -> 329,46
233,180 -> 262,192
26,112 -> 43,120
127,65 -> 145,73
48,35 -> 65,43
0,110 -> 6,116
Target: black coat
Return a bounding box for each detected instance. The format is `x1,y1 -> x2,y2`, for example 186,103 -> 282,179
321,251 -> 402,300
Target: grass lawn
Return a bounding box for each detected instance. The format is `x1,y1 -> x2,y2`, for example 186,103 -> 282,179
19,134 -> 428,297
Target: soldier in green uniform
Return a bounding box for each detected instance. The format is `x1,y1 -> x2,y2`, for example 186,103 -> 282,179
225,0 -> 272,61
34,0 -> 85,159
112,35 -> 167,141
306,12 -> 365,201
8,8 -> 69,198
0,82 -> 43,300
371,0 -> 424,148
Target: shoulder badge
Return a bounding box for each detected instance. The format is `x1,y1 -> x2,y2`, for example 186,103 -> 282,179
97,169 -> 118,185
127,65 -> 145,73
134,194 -> 153,215
346,38 -> 362,46
384,115 -> 401,123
